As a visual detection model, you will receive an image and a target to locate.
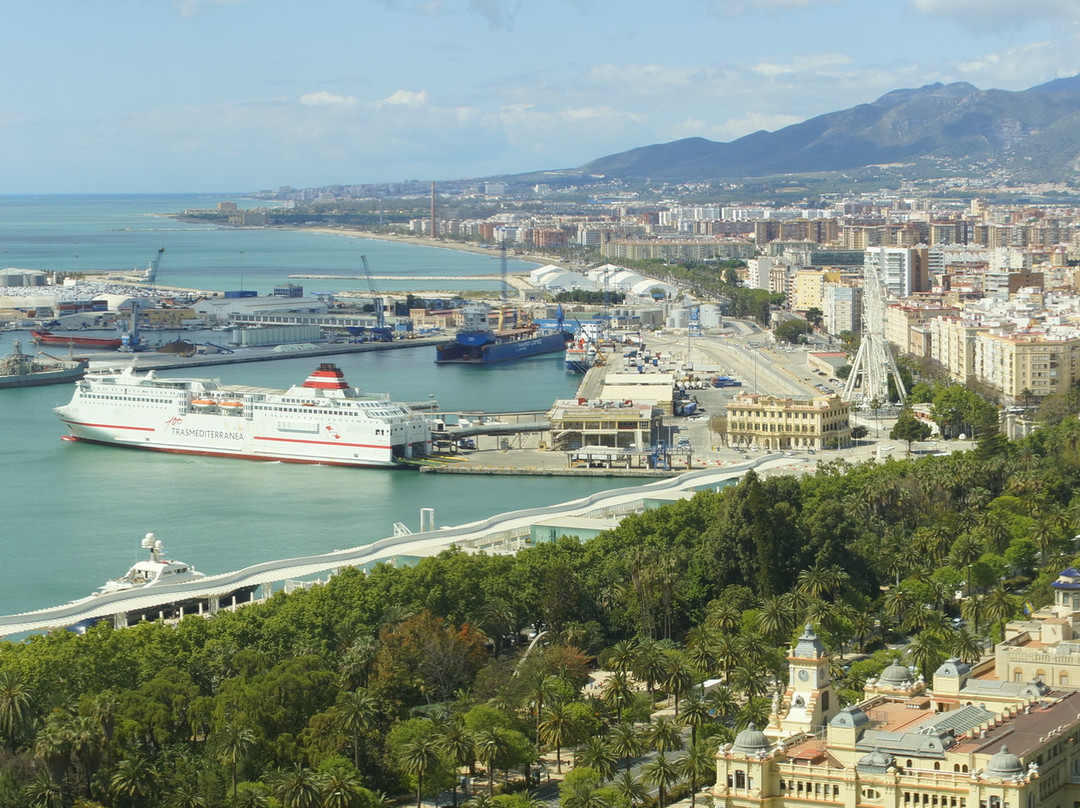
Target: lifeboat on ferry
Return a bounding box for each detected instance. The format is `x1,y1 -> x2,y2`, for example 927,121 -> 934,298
190,398 -> 216,409
218,401 -> 244,411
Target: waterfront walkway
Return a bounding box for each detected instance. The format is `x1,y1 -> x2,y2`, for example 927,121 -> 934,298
0,454 -> 807,637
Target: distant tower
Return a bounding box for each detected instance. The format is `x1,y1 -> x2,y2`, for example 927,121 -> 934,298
842,254 -> 906,405
430,182 -> 437,239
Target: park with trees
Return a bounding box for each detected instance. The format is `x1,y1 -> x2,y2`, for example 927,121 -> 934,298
3,403 -> 1080,807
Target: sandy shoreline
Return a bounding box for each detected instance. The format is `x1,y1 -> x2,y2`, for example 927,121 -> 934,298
297,226 -> 573,271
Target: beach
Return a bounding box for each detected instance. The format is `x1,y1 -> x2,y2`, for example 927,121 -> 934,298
293,225 -> 573,270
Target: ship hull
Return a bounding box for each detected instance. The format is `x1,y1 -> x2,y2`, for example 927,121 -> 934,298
54,364 -> 432,468
0,364 -> 86,389
32,331 -> 122,349
436,330 -> 569,364
564,350 -> 597,374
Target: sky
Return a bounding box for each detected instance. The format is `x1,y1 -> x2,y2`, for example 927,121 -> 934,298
4,0 -> 1080,194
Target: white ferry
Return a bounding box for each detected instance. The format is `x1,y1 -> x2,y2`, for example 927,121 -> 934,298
55,362 -> 433,468
96,533 -> 206,595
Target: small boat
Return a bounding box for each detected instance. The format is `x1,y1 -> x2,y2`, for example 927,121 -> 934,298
95,533 -> 206,595
190,398 -> 216,409
218,400 -> 243,411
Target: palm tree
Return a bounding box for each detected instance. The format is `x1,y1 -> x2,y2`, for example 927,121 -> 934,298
677,740 -> 716,808
21,772 -> 63,808
756,595 -> 794,643
319,769 -> 366,808
735,698 -> 771,731
730,664 -> 770,700
705,600 -> 742,635
736,633 -> 769,668
272,765 -> 322,808
610,769 -> 649,808
521,671 -> 554,742
574,736 -> 616,781
642,753 -> 679,808
606,640 -> 638,674
796,565 -> 831,600
33,718 -> 71,787
474,727 -> 510,795
660,651 -> 696,716
0,670 -> 34,753
644,715 -> 683,755
946,629 -> 984,664
111,755 -> 158,808
683,627 -> 717,688
950,533 -> 984,596
401,737 -> 444,808
93,690 -> 119,768
712,635 -> 739,683
169,782 -> 208,808
608,721 -> 643,773
537,703 -> 573,774
905,633 -> 944,681
339,635 -> 379,689
631,639 -> 665,696
678,694 -> 711,747
335,688 -> 380,770
212,722 -> 256,803
600,671 -> 636,721
233,782 -> 272,808
704,685 -> 737,726
439,720 -> 476,782
561,771 -> 612,808
985,583 -> 1018,639
850,610 -> 878,654
67,713 -> 103,797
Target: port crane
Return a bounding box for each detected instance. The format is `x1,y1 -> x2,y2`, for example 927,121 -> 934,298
145,247 -> 165,285
352,254 -> 392,342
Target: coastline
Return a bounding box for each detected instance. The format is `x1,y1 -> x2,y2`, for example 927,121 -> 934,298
284,225 -> 574,270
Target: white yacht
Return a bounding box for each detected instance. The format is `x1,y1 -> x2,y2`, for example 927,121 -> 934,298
96,533 -> 206,595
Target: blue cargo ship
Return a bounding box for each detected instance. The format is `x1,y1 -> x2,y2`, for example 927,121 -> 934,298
435,303 -> 572,364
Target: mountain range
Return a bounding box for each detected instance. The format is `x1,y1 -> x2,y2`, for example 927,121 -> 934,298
571,76 -> 1080,184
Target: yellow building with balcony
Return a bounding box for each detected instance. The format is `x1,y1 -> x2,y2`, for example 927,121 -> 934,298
726,393 -> 851,450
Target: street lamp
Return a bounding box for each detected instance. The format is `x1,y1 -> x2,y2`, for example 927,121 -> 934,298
239,250 -> 244,292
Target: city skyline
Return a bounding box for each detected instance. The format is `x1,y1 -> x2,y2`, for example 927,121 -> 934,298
5,0 -> 1080,194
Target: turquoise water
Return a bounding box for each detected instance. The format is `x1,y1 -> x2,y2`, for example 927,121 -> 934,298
0,196 -> 635,617
0,194 -> 526,294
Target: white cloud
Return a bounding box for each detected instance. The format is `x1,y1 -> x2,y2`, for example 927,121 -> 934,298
299,92 -> 358,109
750,53 -> 852,78
669,112 -> 805,143
909,0 -> 1080,30
375,90 -> 431,108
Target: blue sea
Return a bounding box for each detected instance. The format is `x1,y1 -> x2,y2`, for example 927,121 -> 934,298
0,193 -> 520,294
0,195 -> 635,619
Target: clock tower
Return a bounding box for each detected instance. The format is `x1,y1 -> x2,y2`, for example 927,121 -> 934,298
770,624 -> 837,735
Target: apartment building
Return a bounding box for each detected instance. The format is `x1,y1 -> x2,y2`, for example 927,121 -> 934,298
822,284 -> 862,336
864,247 -> 931,297
930,316 -> 988,384
974,330 -> 1080,404
885,303 -> 958,356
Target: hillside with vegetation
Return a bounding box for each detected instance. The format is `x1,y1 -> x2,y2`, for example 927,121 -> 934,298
3,410 -> 1080,808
